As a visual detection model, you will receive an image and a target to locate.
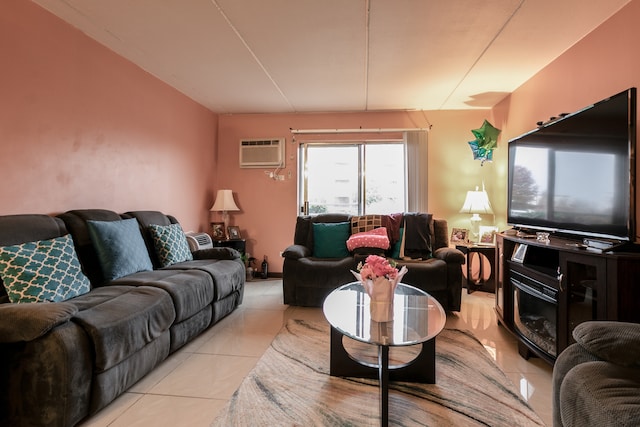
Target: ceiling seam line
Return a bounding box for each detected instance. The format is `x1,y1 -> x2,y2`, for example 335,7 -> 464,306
364,0 -> 371,111
210,0 -> 295,112
438,0 -> 526,109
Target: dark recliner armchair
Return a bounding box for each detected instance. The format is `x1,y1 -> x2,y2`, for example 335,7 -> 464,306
282,213 -> 464,311
552,321 -> 640,426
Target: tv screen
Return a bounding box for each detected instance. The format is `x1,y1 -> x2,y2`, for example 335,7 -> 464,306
507,88 -> 636,241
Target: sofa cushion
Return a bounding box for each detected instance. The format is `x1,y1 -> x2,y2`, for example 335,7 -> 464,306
111,269 -> 214,323
0,235 -> 91,303
87,218 -> 154,281
147,223 -> 193,267
352,247 -> 387,259
163,259 -> 244,303
312,222 -> 350,258
346,227 -> 390,251
70,285 -> 175,372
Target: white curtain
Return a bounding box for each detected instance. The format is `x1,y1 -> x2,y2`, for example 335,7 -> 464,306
405,131 -> 428,213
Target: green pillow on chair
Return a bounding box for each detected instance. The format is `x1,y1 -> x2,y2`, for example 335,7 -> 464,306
312,222 -> 350,258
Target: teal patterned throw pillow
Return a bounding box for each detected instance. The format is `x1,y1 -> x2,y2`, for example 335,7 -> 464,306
0,234 -> 91,303
148,223 -> 193,267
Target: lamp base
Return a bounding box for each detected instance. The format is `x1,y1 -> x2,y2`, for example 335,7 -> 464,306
469,214 -> 482,243
222,211 -> 230,240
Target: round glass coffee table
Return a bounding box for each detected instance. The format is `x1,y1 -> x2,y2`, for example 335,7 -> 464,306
323,281 -> 446,427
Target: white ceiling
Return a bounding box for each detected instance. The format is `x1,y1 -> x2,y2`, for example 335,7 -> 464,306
32,0 -> 631,114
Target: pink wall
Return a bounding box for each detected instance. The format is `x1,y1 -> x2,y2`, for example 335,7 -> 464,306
493,0 -> 640,241
217,109 -> 493,272
0,0 -> 218,232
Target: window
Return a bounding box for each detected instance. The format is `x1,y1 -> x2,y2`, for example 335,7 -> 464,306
298,141 -> 406,215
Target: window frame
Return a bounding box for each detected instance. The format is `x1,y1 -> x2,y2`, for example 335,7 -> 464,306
298,140 -> 407,216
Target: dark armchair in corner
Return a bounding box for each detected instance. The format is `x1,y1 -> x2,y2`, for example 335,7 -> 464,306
552,321 -> 640,427
281,213 -> 465,311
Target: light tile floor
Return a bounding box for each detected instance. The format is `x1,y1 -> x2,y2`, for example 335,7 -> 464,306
79,280 -> 553,427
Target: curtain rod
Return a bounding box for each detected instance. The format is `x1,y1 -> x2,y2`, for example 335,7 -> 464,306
289,127 -> 430,134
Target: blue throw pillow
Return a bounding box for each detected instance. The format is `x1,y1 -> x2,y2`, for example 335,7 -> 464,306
312,222 -> 350,258
87,218 -> 153,281
0,234 -> 91,303
148,223 -> 193,267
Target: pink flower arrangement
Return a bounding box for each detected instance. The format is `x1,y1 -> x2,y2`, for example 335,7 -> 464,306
357,255 -> 400,281
352,255 -> 408,322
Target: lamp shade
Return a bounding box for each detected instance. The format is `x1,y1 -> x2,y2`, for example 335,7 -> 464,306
210,189 -> 239,212
459,187 -> 493,215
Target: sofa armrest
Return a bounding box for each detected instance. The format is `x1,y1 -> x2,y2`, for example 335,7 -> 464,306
0,302 -> 78,343
433,247 -> 465,264
193,247 -> 241,260
282,244 -> 311,260
572,321 -> 640,367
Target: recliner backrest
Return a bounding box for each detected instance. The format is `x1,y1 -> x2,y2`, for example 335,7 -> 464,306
57,209 -> 124,286
122,211 -> 179,268
292,212 -> 447,253
294,213 -> 351,250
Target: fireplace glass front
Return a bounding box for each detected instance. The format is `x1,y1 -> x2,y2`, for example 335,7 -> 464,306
511,271 -> 558,358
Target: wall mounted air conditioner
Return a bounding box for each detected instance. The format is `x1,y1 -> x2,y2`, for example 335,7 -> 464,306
239,138 -> 285,168
185,232 -> 213,251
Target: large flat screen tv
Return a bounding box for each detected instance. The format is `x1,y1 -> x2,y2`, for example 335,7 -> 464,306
507,88 -> 637,242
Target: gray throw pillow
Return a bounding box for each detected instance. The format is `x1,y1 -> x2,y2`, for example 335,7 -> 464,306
87,218 -> 153,281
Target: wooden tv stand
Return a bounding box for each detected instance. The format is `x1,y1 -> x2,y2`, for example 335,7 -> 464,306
495,232 -> 640,364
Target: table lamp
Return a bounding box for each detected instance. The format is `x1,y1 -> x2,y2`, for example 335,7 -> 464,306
459,185 -> 493,242
210,189 -> 239,239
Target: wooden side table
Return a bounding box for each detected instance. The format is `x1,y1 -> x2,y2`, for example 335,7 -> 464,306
212,239 -> 246,257
456,244 -> 496,294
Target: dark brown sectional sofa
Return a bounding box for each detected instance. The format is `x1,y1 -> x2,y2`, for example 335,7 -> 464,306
0,209 -> 245,427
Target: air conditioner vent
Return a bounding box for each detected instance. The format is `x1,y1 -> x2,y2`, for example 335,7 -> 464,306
240,138 -> 284,168
194,234 -> 210,245
185,232 -> 213,251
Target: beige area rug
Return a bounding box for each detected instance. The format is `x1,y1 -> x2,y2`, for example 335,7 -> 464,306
212,319 -> 544,426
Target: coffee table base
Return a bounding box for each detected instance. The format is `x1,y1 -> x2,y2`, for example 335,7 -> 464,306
329,326 -> 436,426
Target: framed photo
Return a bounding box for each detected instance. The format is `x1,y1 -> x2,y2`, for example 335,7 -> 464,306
511,243 -> 528,263
479,226 -> 498,245
450,228 -> 469,244
211,222 -> 226,240
227,226 -> 241,240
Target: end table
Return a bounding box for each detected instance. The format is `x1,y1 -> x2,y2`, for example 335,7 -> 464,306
212,239 -> 246,257
456,244 -> 496,294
